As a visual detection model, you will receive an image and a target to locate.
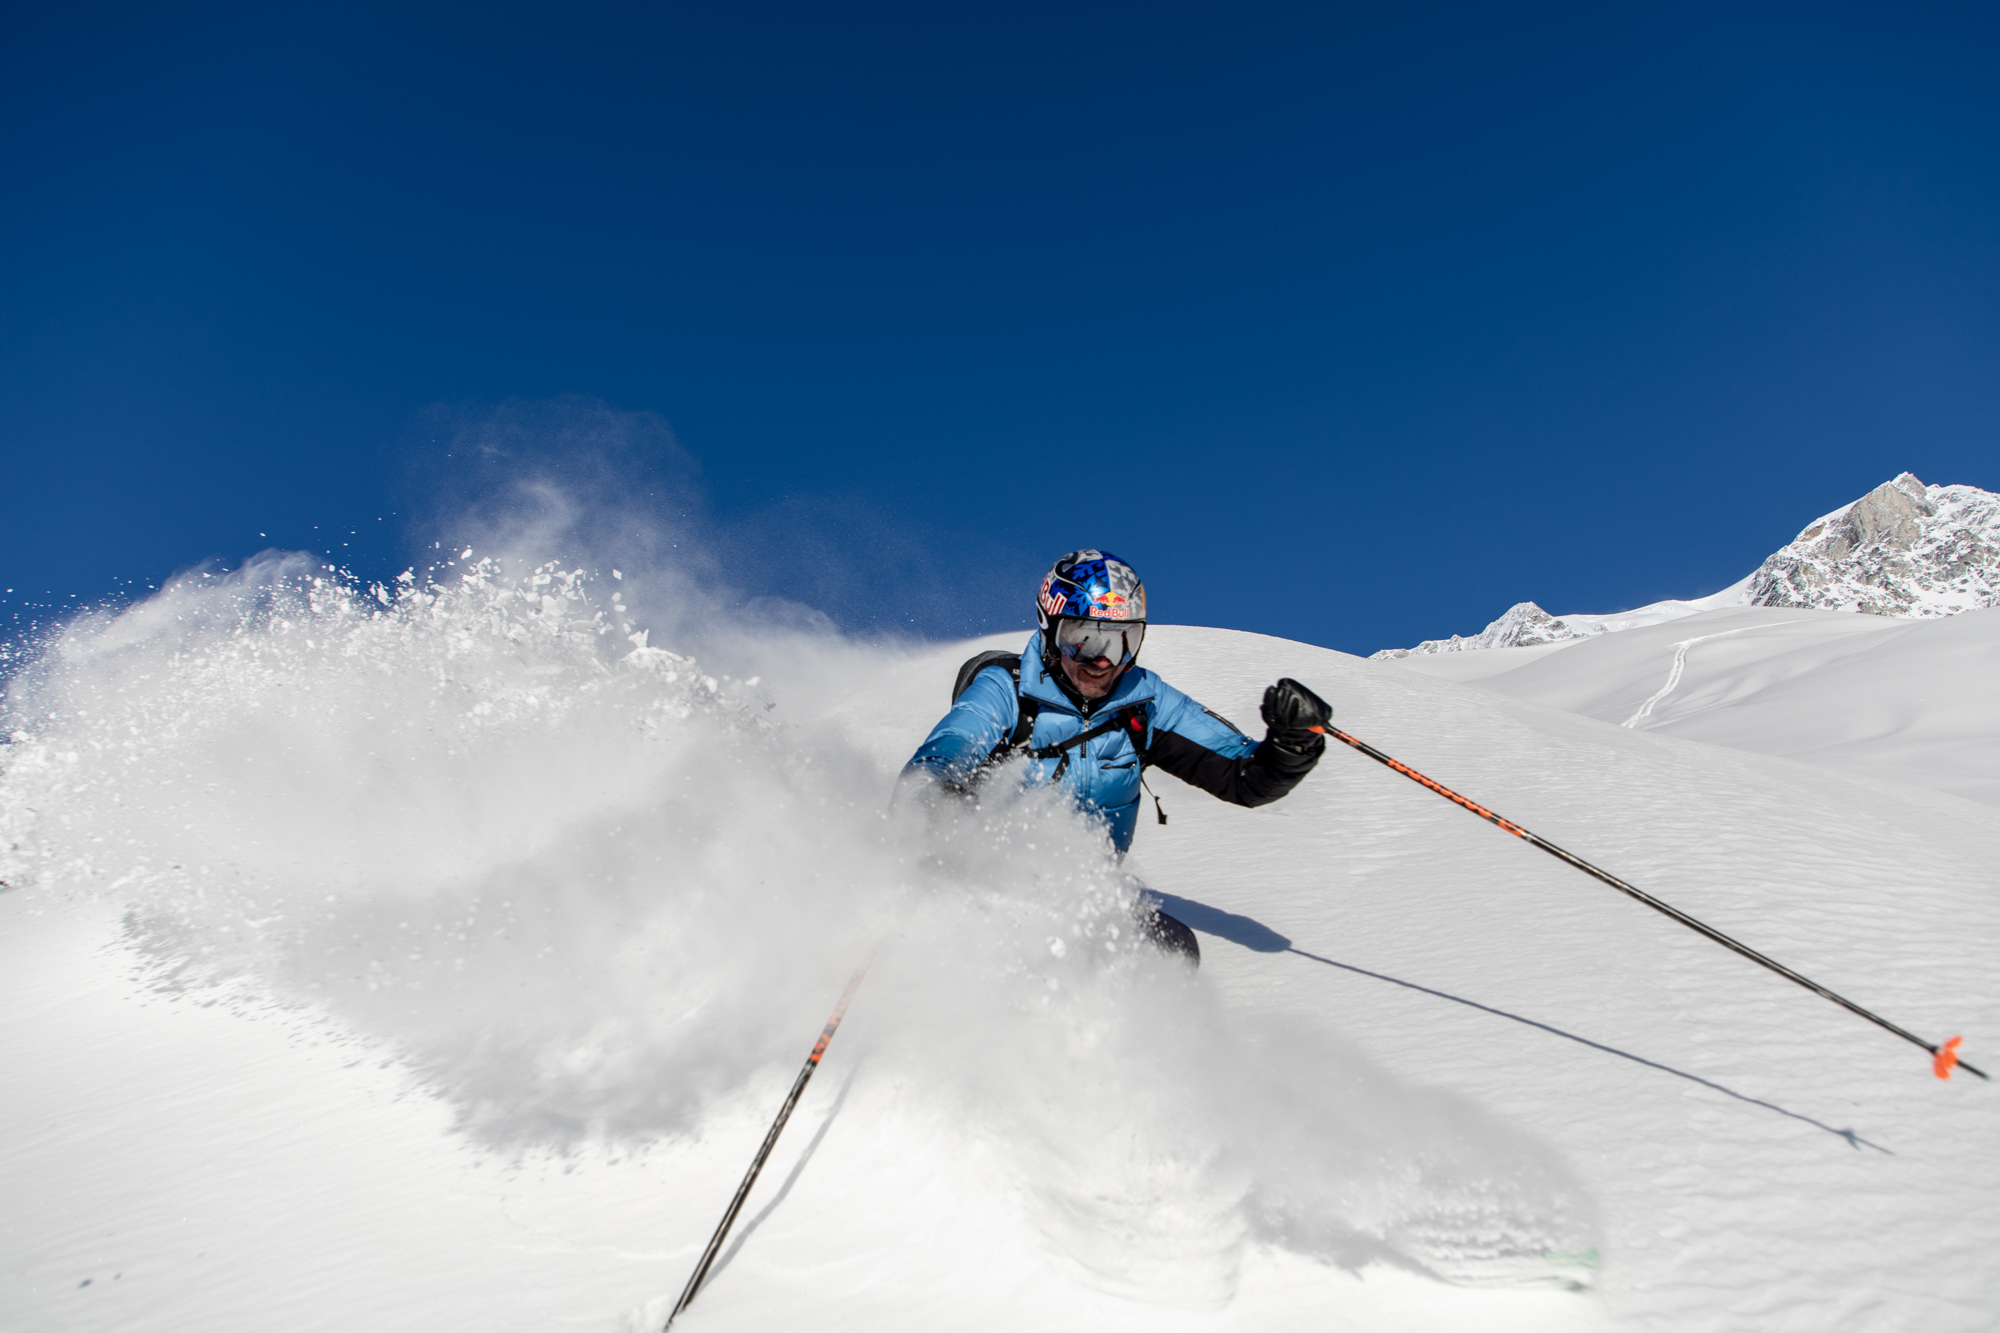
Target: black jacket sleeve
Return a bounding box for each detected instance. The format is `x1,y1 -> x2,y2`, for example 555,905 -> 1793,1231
1144,723 -> 1323,808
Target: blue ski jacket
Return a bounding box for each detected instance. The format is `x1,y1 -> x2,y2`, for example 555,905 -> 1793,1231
903,632 -> 1317,853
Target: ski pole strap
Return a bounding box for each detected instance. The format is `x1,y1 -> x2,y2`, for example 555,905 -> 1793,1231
1316,725 -> 1988,1082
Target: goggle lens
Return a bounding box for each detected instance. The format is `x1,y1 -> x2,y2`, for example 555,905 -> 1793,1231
1055,617 -> 1145,665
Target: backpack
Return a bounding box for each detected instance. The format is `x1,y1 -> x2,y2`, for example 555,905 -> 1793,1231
949,650 -> 1164,822
951,650 -> 1040,758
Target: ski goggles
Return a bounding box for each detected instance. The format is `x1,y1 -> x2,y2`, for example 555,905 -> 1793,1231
1053,616 -> 1146,665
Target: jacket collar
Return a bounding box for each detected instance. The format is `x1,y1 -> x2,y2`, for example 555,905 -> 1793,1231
1020,631 -> 1157,715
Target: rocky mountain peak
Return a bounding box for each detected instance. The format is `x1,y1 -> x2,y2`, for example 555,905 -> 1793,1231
1374,472 -> 2000,657
1747,473 -> 1998,617
1795,472 -> 1929,557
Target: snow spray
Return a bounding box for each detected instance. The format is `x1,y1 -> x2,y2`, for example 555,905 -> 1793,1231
0,541 -> 1601,1300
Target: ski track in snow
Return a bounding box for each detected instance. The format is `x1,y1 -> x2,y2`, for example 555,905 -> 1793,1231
1411,605 -> 2000,811
1620,626 -> 1774,727
3,565 -> 1998,1332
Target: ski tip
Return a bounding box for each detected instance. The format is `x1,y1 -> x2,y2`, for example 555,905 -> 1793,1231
1933,1035 -> 1963,1081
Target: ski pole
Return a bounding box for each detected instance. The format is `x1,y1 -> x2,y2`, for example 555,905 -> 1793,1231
1313,724 -> 1987,1082
664,967 -> 868,1329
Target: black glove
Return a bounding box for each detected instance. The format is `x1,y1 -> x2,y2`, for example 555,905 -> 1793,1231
1260,678 -> 1331,756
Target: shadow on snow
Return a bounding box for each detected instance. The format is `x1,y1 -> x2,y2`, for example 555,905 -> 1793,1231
1151,892 -> 1889,1155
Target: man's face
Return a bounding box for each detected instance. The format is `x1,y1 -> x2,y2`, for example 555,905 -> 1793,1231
1058,649 -> 1126,700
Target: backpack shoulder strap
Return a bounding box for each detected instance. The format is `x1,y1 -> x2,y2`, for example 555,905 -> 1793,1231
1024,701 -> 1147,778
1009,692 -> 1041,752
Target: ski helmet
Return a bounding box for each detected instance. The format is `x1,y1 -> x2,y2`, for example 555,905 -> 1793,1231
1036,550 -> 1147,665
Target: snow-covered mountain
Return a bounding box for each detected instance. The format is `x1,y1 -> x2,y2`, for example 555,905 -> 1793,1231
1372,584 -> 1751,658
4,557 -> 1997,1332
1374,473 -> 2000,658
1746,471 -> 2000,616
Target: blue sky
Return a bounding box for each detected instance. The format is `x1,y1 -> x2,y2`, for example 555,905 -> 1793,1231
4,2 -> 1996,654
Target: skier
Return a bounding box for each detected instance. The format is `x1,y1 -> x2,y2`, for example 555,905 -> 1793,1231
903,549 -> 1332,965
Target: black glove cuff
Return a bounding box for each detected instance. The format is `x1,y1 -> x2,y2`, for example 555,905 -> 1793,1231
1262,729 -> 1325,771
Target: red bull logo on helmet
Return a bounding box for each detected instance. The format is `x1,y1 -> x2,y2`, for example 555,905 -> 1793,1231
1088,589 -> 1138,620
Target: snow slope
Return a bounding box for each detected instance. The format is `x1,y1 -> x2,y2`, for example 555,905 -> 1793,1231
4,559 -> 1997,1332
1394,605 -> 2000,810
